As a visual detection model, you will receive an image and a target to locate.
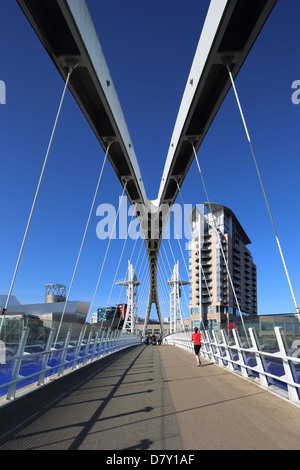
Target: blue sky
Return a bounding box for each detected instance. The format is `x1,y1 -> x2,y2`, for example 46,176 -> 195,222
0,0 -> 299,320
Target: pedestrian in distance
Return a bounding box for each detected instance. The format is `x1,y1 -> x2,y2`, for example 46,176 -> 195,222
191,327 -> 202,366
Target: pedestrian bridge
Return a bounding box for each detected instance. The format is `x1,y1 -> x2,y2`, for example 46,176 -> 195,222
0,315 -> 300,450
0,330 -> 300,451
1,0 -> 300,452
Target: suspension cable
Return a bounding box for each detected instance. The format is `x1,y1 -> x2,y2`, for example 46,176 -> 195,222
162,243 -> 172,274
159,243 -> 176,323
175,180 -> 218,329
226,66 -> 299,318
157,260 -> 170,308
137,245 -> 147,280
169,212 -> 191,322
111,223 -> 144,331
3,67 -> 75,313
112,214 -> 144,330
160,242 -> 171,280
167,238 -> 176,265
54,143 -> 111,344
135,247 -> 148,315
105,209 -> 135,329
139,266 -> 150,326
138,254 -> 149,307
114,223 -> 142,331
192,145 -> 249,344
87,181 -> 128,325
171,211 -> 189,277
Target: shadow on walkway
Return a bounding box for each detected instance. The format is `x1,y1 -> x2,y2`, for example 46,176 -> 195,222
0,345 -> 183,450
0,344 -> 300,450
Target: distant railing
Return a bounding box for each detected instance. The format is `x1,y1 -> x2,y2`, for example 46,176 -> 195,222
165,315 -> 300,406
0,315 -> 140,403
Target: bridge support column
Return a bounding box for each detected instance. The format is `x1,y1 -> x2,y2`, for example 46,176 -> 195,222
58,329 -> 72,377
212,330 -> 224,367
274,326 -> 299,404
7,327 -> 30,400
38,327 -> 56,385
220,330 -> 235,372
203,330 -> 215,363
248,328 -> 269,390
233,328 -> 250,379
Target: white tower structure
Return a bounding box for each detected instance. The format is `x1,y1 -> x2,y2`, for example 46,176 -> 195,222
116,261 -> 140,334
168,261 -> 189,334
18,0 -> 280,331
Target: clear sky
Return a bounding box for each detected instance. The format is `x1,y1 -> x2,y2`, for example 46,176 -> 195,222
0,0 -> 299,320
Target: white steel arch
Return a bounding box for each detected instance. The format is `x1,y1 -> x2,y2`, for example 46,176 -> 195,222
17,0 -> 278,332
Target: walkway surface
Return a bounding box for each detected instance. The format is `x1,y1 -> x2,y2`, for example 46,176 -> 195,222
0,344 -> 300,451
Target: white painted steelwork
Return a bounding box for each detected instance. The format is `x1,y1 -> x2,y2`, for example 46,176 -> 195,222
16,0 -> 277,332
165,324 -> 300,406
168,261 -> 189,334
116,262 -> 140,334
0,317 -> 140,403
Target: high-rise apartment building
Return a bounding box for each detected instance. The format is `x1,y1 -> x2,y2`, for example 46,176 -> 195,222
189,203 -> 257,328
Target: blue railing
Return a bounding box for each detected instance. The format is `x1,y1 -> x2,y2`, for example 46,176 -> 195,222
165,315 -> 300,406
0,315 -> 140,403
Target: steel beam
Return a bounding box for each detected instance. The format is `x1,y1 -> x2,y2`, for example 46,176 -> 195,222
17,0 -> 277,333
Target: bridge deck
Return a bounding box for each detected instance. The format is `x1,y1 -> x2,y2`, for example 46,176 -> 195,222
0,344 -> 299,451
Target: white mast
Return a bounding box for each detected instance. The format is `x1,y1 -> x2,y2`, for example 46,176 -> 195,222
116,261 -> 140,333
168,261 -> 189,334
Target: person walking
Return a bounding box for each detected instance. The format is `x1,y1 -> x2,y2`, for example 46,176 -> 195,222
191,327 -> 202,366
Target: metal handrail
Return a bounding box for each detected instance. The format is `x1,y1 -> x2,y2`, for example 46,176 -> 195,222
0,324 -> 140,402
165,326 -> 300,406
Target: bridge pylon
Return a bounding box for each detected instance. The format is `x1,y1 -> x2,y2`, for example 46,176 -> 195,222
116,261 -> 140,334
168,261 -> 189,334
